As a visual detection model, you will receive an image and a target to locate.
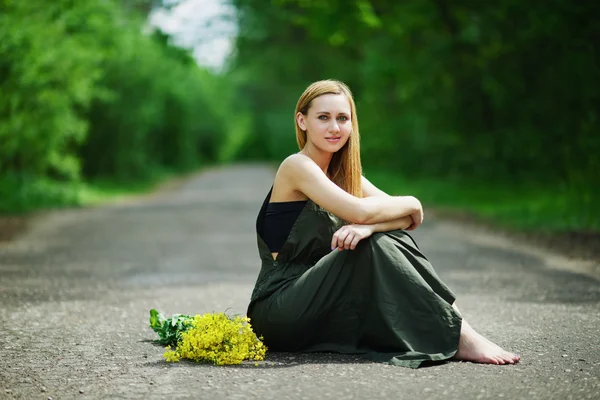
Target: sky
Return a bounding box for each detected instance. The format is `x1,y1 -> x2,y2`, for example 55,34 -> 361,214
149,0 -> 237,70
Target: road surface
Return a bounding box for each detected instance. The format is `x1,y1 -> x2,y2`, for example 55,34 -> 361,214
1,165 -> 598,399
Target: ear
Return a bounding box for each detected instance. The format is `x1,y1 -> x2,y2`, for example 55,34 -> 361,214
296,112 -> 307,131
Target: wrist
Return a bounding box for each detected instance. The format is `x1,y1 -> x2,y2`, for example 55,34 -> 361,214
365,224 -> 376,234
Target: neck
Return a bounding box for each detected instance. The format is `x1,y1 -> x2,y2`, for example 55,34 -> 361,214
301,142 -> 333,175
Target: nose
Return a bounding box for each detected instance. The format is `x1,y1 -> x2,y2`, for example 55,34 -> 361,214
329,120 -> 340,133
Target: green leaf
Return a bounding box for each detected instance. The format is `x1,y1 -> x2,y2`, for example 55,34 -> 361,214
148,309 -> 194,346
149,308 -> 165,331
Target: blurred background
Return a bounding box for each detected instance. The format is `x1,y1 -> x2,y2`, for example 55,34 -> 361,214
0,0 -> 598,236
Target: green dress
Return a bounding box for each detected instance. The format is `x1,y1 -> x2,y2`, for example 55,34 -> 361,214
247,188 -> 462,368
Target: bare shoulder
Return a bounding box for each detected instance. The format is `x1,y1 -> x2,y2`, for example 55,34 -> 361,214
271,154 -> 316,202
276,153 -> 368,222
280,153 -> 317,172
277,153 -> 322,183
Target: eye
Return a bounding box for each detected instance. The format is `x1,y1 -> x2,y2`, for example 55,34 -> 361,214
337,116 -> 349,122
318,115 -> 328,120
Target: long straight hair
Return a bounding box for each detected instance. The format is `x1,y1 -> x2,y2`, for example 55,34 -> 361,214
295,80 -> 363,197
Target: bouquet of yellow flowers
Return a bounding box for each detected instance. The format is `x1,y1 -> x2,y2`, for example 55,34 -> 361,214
149,309 -> 267,365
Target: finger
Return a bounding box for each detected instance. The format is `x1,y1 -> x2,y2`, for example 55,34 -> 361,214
350,236 -> 361,250
416,213 -> 423,226
331,230 -> 340,250
343,233 -> 354,249
337,229 -> 350,250
331,228 -> 346,250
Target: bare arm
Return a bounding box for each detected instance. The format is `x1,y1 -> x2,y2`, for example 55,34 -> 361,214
330,175 -> 422,250
368,217 -> 413,233
331,217 -> 414,251
283,154 -> 421,225
361,175 -> 417,231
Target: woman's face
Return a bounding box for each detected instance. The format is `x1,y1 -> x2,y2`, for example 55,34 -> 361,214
297,94 -> 352,153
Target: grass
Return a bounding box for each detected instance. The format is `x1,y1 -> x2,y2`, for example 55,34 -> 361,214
2,166 -> 597,235
365,169 -> 599,233
0,170 -> 180,215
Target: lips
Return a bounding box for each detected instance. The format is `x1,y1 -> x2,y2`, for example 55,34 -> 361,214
325,137 -> 341,142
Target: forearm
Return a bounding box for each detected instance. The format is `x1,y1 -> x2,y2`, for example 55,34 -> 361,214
367,215 -> 413,233
358,196 -> 420,224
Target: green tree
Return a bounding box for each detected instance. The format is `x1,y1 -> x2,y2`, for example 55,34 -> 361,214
228,0 -> 599,185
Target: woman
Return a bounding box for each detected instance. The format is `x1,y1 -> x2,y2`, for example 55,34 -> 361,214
247,80 -> 520,368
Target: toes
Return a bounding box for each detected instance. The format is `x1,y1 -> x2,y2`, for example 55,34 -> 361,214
487,356 -> 500,365
501,352 -> 519,364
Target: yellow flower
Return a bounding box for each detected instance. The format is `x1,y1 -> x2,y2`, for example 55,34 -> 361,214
163,346 -> 181,362
162,312 -> 267,365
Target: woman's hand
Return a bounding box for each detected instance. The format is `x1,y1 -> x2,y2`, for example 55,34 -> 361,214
404,196 -> 424,231
331,224 -> 374,251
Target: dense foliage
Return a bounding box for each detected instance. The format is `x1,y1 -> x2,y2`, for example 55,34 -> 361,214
1,0 -> 597,231
228,0 -> 599,189
0,0 -> 233,211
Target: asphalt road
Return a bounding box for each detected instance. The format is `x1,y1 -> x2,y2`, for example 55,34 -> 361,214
0,165 -> 598,399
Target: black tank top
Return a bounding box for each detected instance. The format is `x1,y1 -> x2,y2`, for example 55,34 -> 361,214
262,201 -> 307,252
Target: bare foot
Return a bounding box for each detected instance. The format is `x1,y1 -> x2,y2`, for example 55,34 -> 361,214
454,320 -> 521,365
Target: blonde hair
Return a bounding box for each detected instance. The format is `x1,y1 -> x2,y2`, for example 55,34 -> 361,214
295,80 -> 363,197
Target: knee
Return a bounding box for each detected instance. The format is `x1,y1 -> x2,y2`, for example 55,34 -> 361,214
346,233 -> 386,262
367,232 -> 392,249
